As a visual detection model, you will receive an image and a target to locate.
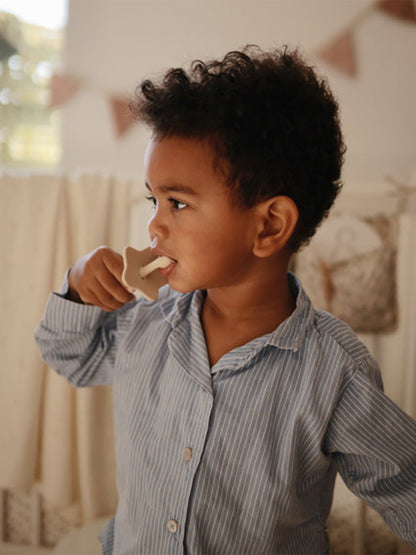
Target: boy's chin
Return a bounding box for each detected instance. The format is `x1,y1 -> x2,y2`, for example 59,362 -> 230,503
168,280 -> 197,295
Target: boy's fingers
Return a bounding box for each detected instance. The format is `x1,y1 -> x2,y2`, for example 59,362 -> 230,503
68,247 -> 135,310
81,247 -> 134,307
100,248 -> 125,280
84,286 -> 123,312
96,270 -> 135,305
85,279 -> 130,311
92,278 -> 126,309
98,247 -> 135,298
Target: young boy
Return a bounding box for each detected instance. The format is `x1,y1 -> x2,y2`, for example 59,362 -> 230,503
35,46 -> 416,554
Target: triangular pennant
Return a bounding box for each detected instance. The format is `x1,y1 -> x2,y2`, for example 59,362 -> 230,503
49,74 -> 82,108
109,96 -> 135,138
315,29 -> 358,77
377,0 -> 416,23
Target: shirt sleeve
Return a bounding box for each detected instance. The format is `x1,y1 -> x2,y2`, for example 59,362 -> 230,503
34,274 -> 134,387
325,366 -> 416,546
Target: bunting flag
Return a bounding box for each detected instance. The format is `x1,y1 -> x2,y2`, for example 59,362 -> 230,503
109,96 -> 135,138
49,74 -> 82,109
377,0 -> 416,23
48,75 -> 136,138
315,0 -> 415,78
315,29 -> 358,77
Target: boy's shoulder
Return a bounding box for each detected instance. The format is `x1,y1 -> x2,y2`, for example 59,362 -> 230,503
309,305 -> 382,388
288,274 -> 382,388
312,307 -> 369,360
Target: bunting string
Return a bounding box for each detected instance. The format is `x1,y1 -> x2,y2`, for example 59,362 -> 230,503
48,0 -> 416,138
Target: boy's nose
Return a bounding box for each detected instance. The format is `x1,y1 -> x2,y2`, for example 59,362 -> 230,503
148,208 -> 169,241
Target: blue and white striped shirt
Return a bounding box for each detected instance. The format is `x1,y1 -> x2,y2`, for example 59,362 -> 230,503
35,274 -> 416,554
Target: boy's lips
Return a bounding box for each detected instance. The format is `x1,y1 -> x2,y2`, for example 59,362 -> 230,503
149,249 -> 176,278
158,259 -> 176,278
151,248 -> 176,263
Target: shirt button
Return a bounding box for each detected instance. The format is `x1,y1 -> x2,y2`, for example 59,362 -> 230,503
167,519 -> 179,534
183,447 -> 192,462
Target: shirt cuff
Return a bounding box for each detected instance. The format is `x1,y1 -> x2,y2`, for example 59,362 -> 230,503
56,268 -> 75,299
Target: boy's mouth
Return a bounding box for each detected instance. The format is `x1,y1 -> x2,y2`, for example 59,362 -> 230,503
158,260 -> 176,278
139,255 -> 176,278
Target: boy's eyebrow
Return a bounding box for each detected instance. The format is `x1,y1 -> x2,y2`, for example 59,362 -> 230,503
145,181 -> 198,196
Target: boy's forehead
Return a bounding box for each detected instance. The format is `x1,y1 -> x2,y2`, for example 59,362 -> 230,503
144,134 -> 226,186
145,134 -> 214,160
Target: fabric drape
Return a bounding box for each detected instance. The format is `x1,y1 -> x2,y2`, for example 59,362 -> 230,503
0,172 -> 131,521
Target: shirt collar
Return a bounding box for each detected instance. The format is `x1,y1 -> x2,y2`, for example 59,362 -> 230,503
159,273 -> 315,353
264,273 -> 315,352
159,286 -> 194,328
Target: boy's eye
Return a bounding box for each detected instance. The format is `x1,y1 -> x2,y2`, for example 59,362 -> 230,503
145,194 -> 187,212
145,195 -> 157,209
169,198 -> 187,211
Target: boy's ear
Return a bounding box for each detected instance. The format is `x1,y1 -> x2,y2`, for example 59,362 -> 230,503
252,196 -> 299,257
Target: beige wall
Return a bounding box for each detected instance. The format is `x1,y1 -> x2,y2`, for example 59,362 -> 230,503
61,0 -> 416,188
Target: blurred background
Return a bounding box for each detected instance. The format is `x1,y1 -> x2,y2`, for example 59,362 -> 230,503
0,1 -> 415,553
1,0 -> 415,182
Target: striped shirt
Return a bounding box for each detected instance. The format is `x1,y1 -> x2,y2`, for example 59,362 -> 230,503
35,273 -> 416,554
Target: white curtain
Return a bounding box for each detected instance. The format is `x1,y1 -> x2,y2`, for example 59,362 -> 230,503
0,172 -> 131,522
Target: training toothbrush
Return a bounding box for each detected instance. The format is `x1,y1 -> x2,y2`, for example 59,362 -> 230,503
122,246 -> 173,301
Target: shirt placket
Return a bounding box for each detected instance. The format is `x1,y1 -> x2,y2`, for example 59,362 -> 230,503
165,316 -> 214,551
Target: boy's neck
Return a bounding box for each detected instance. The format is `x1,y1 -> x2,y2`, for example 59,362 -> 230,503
201,256 -> 296,367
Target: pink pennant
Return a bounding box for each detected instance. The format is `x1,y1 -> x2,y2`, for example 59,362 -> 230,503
109,96 -> 135,138
49,74 -> 81,108
316,30 -> 358,77
377,0 -> 416,23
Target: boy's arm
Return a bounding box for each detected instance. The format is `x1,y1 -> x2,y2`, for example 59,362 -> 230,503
34,247 -> 135,387
326,368 -> 416,546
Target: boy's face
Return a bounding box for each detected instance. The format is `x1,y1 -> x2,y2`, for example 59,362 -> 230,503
144,135 -> 259,294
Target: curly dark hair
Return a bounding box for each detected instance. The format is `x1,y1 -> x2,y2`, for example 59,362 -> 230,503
130,45 -> 345,251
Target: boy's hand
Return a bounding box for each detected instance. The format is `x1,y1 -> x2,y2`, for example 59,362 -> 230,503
67,246 -> 136,311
